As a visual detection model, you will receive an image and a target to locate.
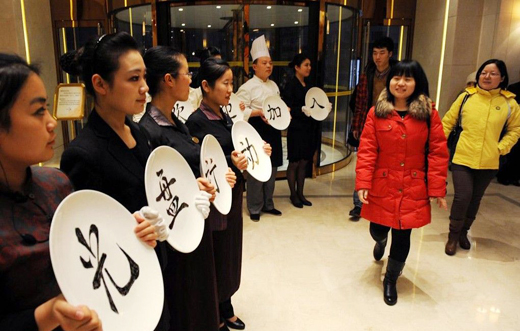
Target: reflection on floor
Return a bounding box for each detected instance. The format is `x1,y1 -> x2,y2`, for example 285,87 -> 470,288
279,137 -> 349,171
237,154 -> 520,331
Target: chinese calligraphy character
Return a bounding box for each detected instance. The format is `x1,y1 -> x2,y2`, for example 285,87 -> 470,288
76,224 -> 139,314
310,98 -> 325,109
166,196 -> 189,229
173,103 -> 188,122
267,104 -> 281,121
204,158 -> 220,193
155,169 -> 176,202
221,104 -> 236,119
155,169 -> 189,229
240,137 -> 259,170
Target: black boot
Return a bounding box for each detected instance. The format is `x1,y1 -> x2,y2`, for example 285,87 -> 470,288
373,237 -> 387,261
383,258 -> 405,306
369,225 -> 388,261
445,217 -> 464,256
459,218 -> 474,250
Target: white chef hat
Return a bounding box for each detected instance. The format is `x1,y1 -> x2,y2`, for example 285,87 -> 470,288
251,35 -> 270,62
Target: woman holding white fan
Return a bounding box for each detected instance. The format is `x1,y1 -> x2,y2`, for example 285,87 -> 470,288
186,58 -> 271,331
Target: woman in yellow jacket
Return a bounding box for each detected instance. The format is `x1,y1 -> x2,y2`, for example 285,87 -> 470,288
442,59 -> 520,256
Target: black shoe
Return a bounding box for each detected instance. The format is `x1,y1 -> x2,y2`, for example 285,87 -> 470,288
299,196 -> 312,206
349,206 -> 361,218
262,208 -> 282,216
290,195 -> 303,208
250,213 -> 260,221
224,317 -> 245,330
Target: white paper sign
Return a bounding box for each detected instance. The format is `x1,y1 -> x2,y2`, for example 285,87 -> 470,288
220,93 -> 244,123
145,146 -> 204,253
200,134 -> 232,215
262,95 -> 291,130
173,100 -> 194,123
231,120 -> 272,182
305,87 -> 332,121
50,190 -> 164,331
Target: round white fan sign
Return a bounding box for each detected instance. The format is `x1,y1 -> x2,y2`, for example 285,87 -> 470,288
231,120 -> 272,182
262,95 -> 291,130
50,190 -> 164,331
200,134 -> 232,215
145,146 -> 204,253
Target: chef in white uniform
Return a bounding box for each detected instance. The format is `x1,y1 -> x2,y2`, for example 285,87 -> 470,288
236,35 -> 283,222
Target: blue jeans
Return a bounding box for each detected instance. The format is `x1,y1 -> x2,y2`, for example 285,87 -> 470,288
353,189 -> 362,208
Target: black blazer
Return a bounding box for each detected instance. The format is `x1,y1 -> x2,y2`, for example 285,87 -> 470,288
139,104 -> 202,177
60,109 -> 150,213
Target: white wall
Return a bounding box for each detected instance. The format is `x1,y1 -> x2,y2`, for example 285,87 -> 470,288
413,0 -> 520,115
0,0 -> 63,164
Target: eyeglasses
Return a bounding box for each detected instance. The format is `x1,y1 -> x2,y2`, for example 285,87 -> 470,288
480,72 -> 501,78
178,72 -> 193,79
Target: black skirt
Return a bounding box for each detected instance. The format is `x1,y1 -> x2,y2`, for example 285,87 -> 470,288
287,124 -> 318,162
213,177 -> 244,302
163,218 -> 220,331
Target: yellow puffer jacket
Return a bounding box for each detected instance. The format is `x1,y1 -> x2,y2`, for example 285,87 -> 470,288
442,86 -> 520,169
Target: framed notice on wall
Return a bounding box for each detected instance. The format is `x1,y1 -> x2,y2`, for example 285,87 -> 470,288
53,83 -> 86,120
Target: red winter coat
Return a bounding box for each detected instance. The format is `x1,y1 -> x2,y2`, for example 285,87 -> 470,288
355,90 -> 449,229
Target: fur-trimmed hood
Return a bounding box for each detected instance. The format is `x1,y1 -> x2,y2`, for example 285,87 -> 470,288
375,88 -> 432,121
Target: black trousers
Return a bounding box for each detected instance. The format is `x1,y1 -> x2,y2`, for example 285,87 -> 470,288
219,298 -> 235,319
450,164 -> 497,227
370,222 -> 412,263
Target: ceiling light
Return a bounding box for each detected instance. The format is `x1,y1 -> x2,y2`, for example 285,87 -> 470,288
181,23 -> 185,26
178,8 -> 183,11
216,6 -> 221,9
192,52 -> 195,56
253,28 -> 259,32
207,24 -> 212,28
298,8 -> 303,12
267,6 -> 272,9
270,23 -> 274,27
294,21 -> 299,24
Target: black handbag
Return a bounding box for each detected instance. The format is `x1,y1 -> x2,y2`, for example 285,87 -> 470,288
447,93 -> 470,165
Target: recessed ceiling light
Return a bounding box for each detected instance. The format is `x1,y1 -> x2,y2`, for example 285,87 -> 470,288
298,8 -> 303,12
253,28 -> 259,32
267,6 -> 272,9
181,23 -> 185,26
180,29 -> 184,33
207,24 -> 212,28
294,21 -> 299,24
270,23 -> 274,27
216,5 -> 221,9
178,8 -> 183,11
192,52 -> 195,55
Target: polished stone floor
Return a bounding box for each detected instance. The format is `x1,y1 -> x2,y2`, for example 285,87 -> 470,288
235,155 -> 520,331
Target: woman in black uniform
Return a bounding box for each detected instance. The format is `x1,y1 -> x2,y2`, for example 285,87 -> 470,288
282,54 -> 318,208
59,32 -> 208,331
186,59 -> 271,331
140,45 -> 238,331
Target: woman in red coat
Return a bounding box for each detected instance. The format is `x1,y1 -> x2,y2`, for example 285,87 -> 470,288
355,60 -> 449,306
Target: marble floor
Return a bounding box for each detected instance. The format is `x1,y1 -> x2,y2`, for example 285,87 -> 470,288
235,155 -> 520,331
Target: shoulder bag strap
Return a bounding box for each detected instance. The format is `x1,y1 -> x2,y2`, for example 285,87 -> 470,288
456,93 -> 470,128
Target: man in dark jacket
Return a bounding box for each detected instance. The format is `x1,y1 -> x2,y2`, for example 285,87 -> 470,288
350,37 -> 396,218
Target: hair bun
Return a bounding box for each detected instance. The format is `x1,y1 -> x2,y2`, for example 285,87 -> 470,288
59,48 -> 83,76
